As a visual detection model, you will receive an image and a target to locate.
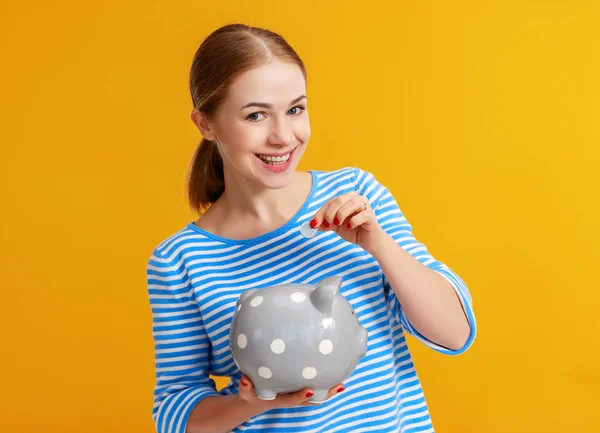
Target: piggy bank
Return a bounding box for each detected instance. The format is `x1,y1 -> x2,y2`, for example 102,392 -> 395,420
229,276 -> 368,403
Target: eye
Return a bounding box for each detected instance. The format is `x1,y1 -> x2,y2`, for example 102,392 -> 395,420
247,112 -> 266,122
287,105 -> 306,116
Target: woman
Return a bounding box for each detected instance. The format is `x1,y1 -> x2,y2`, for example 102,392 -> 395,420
146,23 -> 476,433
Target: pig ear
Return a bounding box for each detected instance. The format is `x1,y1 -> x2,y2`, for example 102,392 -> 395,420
311,276 -> 342,315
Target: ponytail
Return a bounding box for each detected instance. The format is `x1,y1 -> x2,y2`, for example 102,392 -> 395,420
187,138 -> 224,214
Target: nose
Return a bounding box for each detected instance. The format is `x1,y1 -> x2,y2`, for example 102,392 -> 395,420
267,116 -> 297,147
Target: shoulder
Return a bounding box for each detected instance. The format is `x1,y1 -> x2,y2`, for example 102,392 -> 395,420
312,166 -> 385,196
147,224 -> 204,267
311,166 -> 379,190
312,166 -> 398,212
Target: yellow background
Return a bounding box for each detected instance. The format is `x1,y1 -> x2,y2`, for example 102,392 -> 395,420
1,1 -> 598,432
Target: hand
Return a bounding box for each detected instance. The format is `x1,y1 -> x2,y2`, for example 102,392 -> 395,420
237,375 -> 345,409
309,191 -> 388,254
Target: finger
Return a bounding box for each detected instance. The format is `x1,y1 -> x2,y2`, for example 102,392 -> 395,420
300,383 -> 345,406
310,201 -> 332,230
311,193 -> 359,230
324,193 -> 360,229
239,375 -> 255,394
335,198 -> 367,228
240,375 -> 253,388
322,196 -> 348,230
275,388 -> 314,408
346,211 -> 375,231
237,376 -> 258,403
325,197 -> 347,228
326,383 -> 345,399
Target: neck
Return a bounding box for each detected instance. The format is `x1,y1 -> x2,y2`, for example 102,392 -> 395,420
218,169 -> 307,226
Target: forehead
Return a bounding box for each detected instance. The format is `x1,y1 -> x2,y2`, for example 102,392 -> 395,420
226,60 -> 306,105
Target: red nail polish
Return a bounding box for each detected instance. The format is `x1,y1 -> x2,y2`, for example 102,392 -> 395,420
323,220 -> 330,228
309,218 -> 317,228
346,223 -> 351,229
337,387 -> 345,393
334,218 -> 340,225
241,380 -> 248,386
306,391 -> 314,398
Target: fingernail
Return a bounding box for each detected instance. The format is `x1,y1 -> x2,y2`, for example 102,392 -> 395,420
309,218 -> 318,228
334,218 -> 340,225
306,391 -> 314,398
241,379 -> 248,386
337,387 -> 345,393
346,223 -> 351,229
323,220 -> 330,228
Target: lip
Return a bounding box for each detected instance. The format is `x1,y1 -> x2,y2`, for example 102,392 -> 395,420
255,148 -> 296,157
254,147 -> 297,173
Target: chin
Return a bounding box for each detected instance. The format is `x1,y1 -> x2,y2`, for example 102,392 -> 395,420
259,167 -> 297,189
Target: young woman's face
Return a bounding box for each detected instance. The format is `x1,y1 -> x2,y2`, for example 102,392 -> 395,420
207,59 -> 310,189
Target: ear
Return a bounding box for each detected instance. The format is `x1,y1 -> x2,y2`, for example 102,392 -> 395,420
190,109 -> 217,141
311,276 -> 342,315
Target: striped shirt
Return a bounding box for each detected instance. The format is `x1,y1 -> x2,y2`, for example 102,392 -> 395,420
146,166 -> 477,433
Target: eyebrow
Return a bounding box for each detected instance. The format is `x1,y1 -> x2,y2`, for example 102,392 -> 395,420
240,95 -> 306,110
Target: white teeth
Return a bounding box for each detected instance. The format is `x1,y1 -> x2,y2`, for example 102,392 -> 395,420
258,152 -> 291,164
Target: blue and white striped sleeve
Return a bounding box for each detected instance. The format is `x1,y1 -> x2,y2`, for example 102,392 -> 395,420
146,249 -> 220,433
353,167 -> 477,355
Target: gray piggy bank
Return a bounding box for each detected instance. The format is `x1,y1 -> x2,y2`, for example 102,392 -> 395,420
229,276 -> 368,403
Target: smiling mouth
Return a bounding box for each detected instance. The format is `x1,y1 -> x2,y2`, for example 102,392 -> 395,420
255,148 -> 295,165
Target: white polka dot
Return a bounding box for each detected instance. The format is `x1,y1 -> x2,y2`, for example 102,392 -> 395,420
270,339 -> 286,354
237,334 -> 247,349
291,292 -> 306,303
258,366 -> 272,379
250,296 -> 263,307
319,339 -> 333,355
302,367 -> 317,379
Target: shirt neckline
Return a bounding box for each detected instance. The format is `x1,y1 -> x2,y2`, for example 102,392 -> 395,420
186,170 -> 318,245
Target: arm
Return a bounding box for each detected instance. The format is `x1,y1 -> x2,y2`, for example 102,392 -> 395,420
355,168 -> 477,355
185,395 -> 266,433
147,249 -> 333,433
186,377 -> 342,433
147,249 -> 222,433
371,233 -> 471,351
